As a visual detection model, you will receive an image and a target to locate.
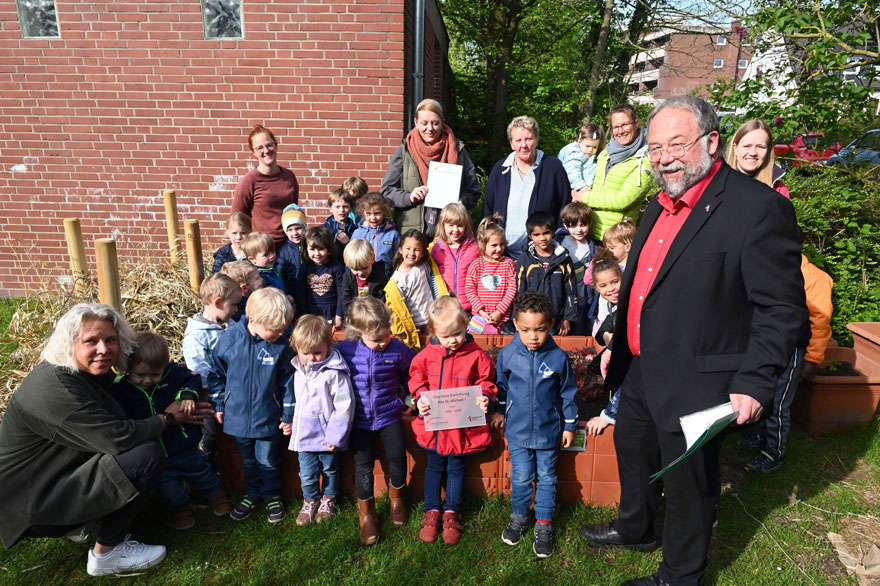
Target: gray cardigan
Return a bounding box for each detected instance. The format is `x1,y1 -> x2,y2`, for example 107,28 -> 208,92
380,139 -> 482,236
0,361 -> 163,548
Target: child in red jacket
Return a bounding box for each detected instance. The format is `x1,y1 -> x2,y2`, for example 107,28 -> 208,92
411,296 -> 497,545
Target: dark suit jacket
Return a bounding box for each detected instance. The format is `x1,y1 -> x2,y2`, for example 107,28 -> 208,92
605,161 -> 808,432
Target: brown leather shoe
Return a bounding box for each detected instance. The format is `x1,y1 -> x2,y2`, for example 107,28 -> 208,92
358,498 -> 379,545
172,506 -> 195,530
442,511 -> 463,545
208,491 -> 232,516
419,510 -> 442,543
388,484 -> 408,527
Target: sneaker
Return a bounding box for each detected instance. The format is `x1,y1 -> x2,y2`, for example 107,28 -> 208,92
315,497 -> 337,523
296,499 -> 319,526
533,523 -> 555,558
501,513 -> 529,546
265,497 -> 286,524
745,450 -> 785,473
172,507 -> 195,531
230,495 -> 257,522
86,535 -> 166,576
418,510 -> 442,543
208,492 -> 232,516
736,433 -> 764,450
441,511 -> 463,545
66,521 -> 100,544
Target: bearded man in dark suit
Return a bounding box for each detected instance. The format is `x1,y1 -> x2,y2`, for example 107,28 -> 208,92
579,96 -> 807,586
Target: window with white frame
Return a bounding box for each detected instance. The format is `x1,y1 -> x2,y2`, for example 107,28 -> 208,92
202,0 -> 243,39
16,0 -> 59,38
714,59 -> 724,69
738,59 -> 749,69
716,35 -> 727,46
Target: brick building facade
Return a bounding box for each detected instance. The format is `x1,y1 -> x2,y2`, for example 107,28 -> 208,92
628,22 -> 752,104
0,0 -> 449,295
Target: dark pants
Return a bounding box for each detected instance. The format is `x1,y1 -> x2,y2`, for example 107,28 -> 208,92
424,450 -> 468,513
350,422 -> 407,500
613,358 -> 721,586
742,346 -> 806,459
158,446 -> 224,512
26,441 -> 165,547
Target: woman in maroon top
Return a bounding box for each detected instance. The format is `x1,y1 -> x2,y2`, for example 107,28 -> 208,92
232,125 -> 300,247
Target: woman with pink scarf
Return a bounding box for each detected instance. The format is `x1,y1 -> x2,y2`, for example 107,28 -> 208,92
380,99 -> 481,239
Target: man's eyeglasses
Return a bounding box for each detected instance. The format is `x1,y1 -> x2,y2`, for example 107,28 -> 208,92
648,131 -> 713,162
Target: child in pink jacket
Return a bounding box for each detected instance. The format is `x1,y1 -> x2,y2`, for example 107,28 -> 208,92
430,203 -> 480,311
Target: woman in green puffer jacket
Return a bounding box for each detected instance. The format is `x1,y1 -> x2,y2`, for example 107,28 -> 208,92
583,104 -> 658,241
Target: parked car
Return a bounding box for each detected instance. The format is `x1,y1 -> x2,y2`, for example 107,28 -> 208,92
774,132 -> 841,167
826,129 -> 880,167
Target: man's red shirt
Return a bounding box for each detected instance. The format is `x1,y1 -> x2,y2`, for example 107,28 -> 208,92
627,159 -> 722,356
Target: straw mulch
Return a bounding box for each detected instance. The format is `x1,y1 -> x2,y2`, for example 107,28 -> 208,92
0,257 -> 202,418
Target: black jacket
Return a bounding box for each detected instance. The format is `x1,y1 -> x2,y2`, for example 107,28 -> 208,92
342,260 -> 388,317
515,242 -> 579,323
605,161 -> 808,431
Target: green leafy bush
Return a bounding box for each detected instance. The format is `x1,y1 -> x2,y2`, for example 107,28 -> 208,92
788,165 -> 880,344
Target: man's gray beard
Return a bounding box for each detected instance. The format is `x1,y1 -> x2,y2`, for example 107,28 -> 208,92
652,140 -> 714,197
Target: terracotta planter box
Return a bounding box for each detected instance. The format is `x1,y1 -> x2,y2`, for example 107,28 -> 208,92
791,331 -> 880,435
217,417 -> 620,506
849,322 -> 880,365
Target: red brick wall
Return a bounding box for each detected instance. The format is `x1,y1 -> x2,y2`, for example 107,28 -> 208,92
655,32 -> 752,100
0,1 -> 418,295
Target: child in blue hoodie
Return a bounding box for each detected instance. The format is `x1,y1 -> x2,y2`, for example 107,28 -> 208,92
114,332 -> 231,530
351,192 -> 400,278
495,291 -> 578,558
208,287 -> 296,525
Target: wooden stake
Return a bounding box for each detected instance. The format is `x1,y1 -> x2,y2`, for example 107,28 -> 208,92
184,219 -> 204,294
63,218 -> 89,294
95,238 -> 121,311
163,189 -> 181,265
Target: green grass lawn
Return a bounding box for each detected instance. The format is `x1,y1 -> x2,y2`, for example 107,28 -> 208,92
0,417 -> 877,585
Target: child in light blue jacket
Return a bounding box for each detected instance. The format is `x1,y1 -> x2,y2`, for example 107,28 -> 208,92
284,315 -> 355,526
558,123 -> 605,198
351,192 -> 400,278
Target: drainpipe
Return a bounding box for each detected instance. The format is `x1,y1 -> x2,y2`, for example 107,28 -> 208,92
411,0 -> 425,130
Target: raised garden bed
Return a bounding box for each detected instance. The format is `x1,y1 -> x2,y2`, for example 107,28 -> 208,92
792,325 -> 880,435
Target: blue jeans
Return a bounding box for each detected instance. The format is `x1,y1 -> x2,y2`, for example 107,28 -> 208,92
424,450 -> 468,513
158,446 -> 224,511
509,445 -> 559,522
298,451 -> 339,500
232,435 -> 281,501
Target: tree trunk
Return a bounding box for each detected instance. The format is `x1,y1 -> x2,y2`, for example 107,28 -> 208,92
485,0 -> 523,164
583,0 -> 615,122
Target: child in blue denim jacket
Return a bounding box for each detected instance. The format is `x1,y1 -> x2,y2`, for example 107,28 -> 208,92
495,291 -> 578,558
208,287 -> 296,525
284,315 -> 354,526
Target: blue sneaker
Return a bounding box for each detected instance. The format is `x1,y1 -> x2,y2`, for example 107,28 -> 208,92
736,433 -> 764,450
745,451 -> 785,473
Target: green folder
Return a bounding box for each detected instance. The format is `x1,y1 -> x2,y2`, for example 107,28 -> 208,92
649,408 -> 739,484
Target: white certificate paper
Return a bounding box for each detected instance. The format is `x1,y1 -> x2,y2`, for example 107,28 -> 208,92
421,385 -> 486,432
424,161 -> 463,209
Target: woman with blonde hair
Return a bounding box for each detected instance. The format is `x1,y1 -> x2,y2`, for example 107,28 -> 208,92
725,119 -> 790,198
0,304 -> 203,576
381,99 -> 481,238
483,115 -> 571,259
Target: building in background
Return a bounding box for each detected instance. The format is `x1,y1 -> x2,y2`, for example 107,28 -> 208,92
627,21 -> 752,105
0,0 -> 449,295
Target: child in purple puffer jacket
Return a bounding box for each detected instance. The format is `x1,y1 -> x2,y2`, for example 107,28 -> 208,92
284,315 -> 354,526
336,297 -> 415,546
